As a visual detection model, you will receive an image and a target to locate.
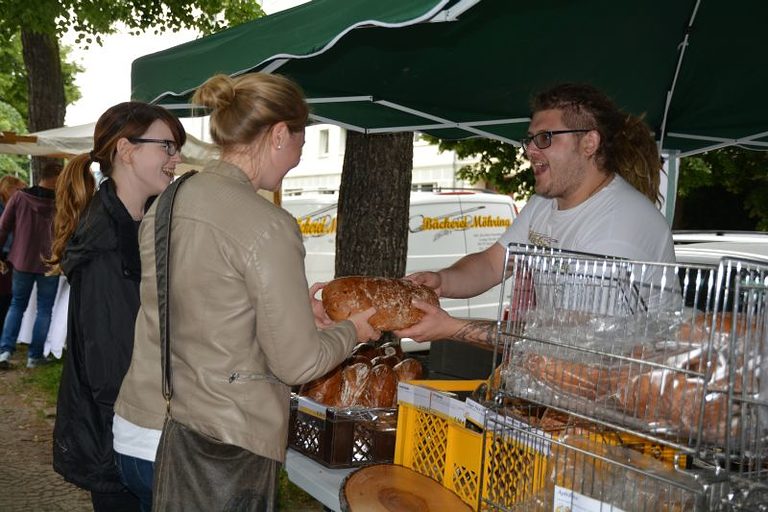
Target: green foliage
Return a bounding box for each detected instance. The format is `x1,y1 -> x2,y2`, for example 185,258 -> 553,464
1,0 -> 265,43
0,100 -> 30,178
680,147 -> 768,229
423,135 -> 533,198
0,34 -> 28,120
0,33 -> 82,128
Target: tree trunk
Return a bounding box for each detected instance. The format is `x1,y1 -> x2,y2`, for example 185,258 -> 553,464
21,28 -> 65,182
336,132 -> 413,279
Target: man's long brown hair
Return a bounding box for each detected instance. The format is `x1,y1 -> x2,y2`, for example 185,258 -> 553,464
531,83 -> 662,206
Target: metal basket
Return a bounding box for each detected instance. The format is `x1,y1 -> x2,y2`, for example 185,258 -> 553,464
483,245 -> 768,511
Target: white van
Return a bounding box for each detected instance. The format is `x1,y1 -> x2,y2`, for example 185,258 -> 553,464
282,190 -> 518,350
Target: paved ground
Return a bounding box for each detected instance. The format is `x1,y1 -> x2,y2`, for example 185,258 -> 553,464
0,354 -> 92,512
0,348 -> 325,511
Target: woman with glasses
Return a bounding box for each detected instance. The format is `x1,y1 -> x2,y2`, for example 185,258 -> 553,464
396,82 -> 675,346
49,102 -> 185,512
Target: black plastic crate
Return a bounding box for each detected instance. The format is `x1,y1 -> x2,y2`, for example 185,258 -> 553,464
288,395 -> 397,468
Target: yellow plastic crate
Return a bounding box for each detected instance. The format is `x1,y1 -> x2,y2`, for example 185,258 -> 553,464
394,381 -> 687,511
394,380 -> 486,510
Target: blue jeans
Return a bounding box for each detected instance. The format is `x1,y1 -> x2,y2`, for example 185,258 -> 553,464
115,452 -> 153,512
0,270 -> 59,359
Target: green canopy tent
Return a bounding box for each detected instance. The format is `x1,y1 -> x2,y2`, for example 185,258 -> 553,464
133,0 -> 768,151
132,0 -> 768,216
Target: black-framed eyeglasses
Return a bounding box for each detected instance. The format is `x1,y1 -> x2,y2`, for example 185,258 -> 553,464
128,137 -> 179,156
521,129 -> 593,152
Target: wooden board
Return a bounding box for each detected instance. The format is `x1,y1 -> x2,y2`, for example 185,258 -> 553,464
340,463 -> 472,511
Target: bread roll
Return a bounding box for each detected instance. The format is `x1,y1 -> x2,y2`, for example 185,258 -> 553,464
665,371 -> 736,444
343,354 -> 372,367
300,366 -> 343,407
339,362 -> 371,407
378,341 -> 404,359
351,342 -> 377,360
362,364 -> 399,408
322,276 -> 439,331
676,312 -> 751,344
393,358 -> 424,381
370,354 -> 401,368
617,370 -> 674,420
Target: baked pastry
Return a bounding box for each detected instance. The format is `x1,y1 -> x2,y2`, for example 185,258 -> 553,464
339,362 -> 372,407
300,366 -> 343,407
362,364 -> 399,408
378,341 -> 404,359
351,342 -> 378,360
370,354 -> 401,368
322,276 -> 439,331
393,358 -> 424,381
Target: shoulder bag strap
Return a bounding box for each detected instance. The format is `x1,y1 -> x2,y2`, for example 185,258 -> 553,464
154,170 -> 198,411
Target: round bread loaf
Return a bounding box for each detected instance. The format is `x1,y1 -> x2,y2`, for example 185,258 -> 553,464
617,370 -> 673,419
339,362 -> 371,407
351,342 -> 378,360
344,354 -> 372,367
370,354 -> 400,368
322,276 -> 439,331
363,364 -> 399,408
393,358 -> 424,381
378,341 -> 404,359
300,365 -> 343,407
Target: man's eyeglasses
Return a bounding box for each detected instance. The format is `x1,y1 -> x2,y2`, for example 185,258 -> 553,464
521,130 -> 593,152
128,137 -> 179,156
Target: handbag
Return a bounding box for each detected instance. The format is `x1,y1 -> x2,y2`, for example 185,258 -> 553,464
151,171 -> 278,512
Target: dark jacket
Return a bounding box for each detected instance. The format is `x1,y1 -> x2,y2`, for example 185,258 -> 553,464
53,179 -> 142,493
0,186 -> 55,273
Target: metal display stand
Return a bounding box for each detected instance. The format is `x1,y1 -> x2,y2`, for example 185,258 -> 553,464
479,245 -> 768,511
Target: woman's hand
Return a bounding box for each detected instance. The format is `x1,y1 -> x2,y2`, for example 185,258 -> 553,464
309,282 -> 334,328
348,307 -> 381,343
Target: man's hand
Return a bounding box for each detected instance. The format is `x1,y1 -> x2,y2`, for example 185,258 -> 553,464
403,271 -> 442,297
0,261 -> 8,275
393,300 -> 463,342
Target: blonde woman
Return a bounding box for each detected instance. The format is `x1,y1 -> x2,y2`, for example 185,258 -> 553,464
115,73 -> 378,510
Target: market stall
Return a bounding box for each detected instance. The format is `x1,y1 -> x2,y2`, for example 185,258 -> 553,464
127,1 -> 768,508
287,249 -> 767,510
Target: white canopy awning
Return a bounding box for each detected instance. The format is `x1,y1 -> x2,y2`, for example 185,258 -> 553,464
0,123 -> 217,165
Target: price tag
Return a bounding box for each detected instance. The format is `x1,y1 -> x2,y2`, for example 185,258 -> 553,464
297,396 -> 327,419
397,382 -> 416,405
464,398 -> 488,429
554,486 -> 627,512
430,392 -> 466,424
412,385 -> 432,410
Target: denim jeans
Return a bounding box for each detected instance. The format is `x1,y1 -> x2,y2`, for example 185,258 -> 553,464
0,270 -> 59,359
115,452 -> 153,512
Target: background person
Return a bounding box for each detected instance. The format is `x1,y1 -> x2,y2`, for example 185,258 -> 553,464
0,163 -> 62,369
397,83 -> 675,346
0,175 -> 28,323
114,72 -> 379,510
50,102 -> 185,512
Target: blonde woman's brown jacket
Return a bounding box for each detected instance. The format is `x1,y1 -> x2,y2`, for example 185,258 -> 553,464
114,160 -> 356,463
